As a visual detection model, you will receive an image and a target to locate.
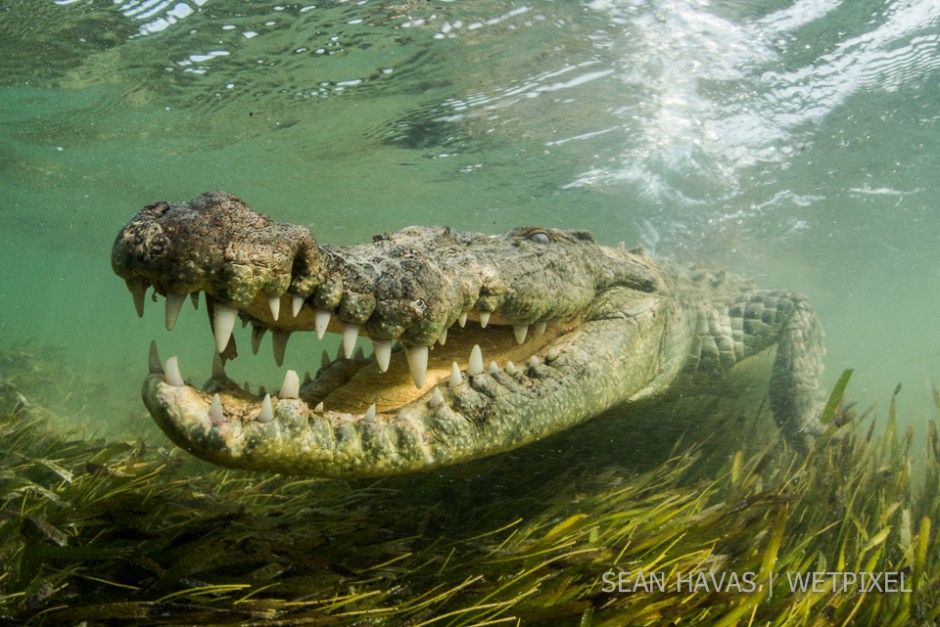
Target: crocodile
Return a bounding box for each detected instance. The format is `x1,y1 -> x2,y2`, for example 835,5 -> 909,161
111,191 -> 825,478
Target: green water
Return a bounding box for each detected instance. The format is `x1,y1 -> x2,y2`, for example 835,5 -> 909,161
1,0 -> 938,438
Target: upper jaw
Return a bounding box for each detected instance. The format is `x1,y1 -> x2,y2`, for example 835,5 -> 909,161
112,191 -> 658,390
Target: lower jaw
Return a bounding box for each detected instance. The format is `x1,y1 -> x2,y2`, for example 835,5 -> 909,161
142,330 -> 578,477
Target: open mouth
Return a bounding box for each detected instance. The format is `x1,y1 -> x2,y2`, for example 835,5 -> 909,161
140,283 -> 581,422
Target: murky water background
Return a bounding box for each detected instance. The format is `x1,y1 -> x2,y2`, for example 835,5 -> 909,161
1,0 -> 938,440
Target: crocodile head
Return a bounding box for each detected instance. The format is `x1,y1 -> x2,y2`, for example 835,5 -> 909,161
112,191 -> 679,477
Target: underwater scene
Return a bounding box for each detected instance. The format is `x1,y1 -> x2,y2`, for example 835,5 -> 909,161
1,0 -> 939,624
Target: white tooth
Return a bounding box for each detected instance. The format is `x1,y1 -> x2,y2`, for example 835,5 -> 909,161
505,360 -> 518,375
342,323 -> 359,358
364,404 -> 376,421
126,278 -> 147,318
458,312 -> 467,327
314,401 -> 325,413
528,356 -> 540,369
272,330 -> 290,367
314,308 -> 332,339
209,393 -> 224,423
534,321 -> 547,336
546,348 -> 560,362
437,327 -> 448,346
429,387 -> 444,409
513,323 -> 528,344
292,294 -> 304,317
258,394 -> 274,423
268,295 -> 281,321
488,361 -> 500,374
373,339 -> 392,372
405,345 -> 429,388
449,362 -> 463,387
479,311 -> 491,328
148,340 -> 163,375
164,356 -> 184,387
279,369 -> 300,399
467,345 -> 484,375
165,292 -> 186,331
251,325 -> 266,355
131,285 -> 146,317
213,304 -> 238,353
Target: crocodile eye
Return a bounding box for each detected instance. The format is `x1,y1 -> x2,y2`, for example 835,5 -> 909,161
526,231 -> 551,244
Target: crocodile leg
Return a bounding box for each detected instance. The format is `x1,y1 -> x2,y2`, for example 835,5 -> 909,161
685,290 -> 825,451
